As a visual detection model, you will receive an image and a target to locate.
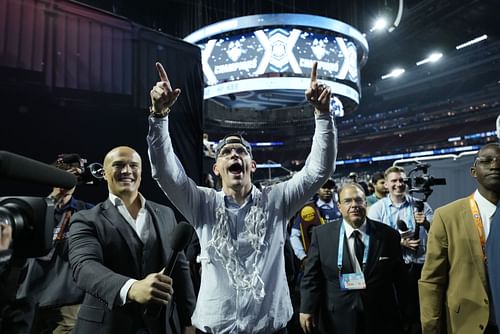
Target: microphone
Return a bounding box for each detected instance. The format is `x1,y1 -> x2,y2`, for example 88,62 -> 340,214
165,221 -> 194,275
396,220 -> 413,239
0,151 -> 77,189
144,221 -> 194,318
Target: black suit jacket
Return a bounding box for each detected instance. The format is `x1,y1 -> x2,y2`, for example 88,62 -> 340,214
68,199 -> 196,334
300,219 -> 407,334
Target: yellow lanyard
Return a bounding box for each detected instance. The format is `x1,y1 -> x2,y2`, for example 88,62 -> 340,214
469,195 -> 487,261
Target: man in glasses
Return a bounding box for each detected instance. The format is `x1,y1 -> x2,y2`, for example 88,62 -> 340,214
299,183 -> 407,334
420,142 -> 500,334
147,61 -> 337,334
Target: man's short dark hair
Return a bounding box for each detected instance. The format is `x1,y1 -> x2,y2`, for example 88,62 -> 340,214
53,153 -> 85,171
321,178 -> 336,189
371,172 -> 385,184
214,134 -> 252,159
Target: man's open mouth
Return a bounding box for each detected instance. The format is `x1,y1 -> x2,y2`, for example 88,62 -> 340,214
228,162 -> 243,174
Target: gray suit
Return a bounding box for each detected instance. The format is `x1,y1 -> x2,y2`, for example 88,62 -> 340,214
68,199 -> 195,334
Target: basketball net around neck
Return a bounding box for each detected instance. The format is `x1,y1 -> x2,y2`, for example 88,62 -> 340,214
207,190 -> 268,301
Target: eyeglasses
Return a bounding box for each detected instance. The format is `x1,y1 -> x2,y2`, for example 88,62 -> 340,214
340,197 -> 366,206
475,156 -> 500,166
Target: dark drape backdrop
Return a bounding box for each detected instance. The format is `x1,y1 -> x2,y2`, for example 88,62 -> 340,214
0,0 -> 203,207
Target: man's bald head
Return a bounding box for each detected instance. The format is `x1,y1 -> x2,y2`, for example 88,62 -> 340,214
103,146 -> 142,198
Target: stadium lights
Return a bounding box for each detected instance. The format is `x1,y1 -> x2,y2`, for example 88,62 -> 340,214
416,52 -> 443,66
381,68 -> 405,80
455,34 -> 488,50
370,18 -> 387,32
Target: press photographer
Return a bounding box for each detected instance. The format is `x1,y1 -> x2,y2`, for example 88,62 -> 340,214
0,151 -> 97,333
16,153 -> 97,333
368,165 -> 435,334
0,151 -> 76,332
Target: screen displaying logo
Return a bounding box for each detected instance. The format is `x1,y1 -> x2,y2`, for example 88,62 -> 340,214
199,28 -> 359,86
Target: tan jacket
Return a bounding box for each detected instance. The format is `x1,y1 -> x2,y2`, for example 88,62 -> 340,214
419,197 -> 490,334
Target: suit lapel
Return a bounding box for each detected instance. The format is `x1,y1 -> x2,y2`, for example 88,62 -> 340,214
146,202 -> 173,268
364,219 -> 382,277
463,200 -> 488,287
101,200 -> 142,270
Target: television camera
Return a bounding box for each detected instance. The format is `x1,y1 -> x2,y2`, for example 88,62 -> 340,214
0,151 -> 94,258
55,153 -> 103,185
404,162 -> 446,202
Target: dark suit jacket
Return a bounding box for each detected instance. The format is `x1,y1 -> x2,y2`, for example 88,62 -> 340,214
68,199 -> 196,334
487,206 -> 500,328
300,219 -> 407,334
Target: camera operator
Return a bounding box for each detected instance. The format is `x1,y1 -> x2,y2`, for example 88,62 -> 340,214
16,153 -> 94,333
368,165 -> 433,334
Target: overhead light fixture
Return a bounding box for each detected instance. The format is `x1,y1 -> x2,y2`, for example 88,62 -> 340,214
455,34 -> 488,50
381,68 -> 405,80
416,52 -> 443,66
370,18 -> 387,32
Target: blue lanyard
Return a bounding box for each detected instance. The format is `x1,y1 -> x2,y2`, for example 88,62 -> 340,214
337,223 -> 370,272
384,197 -> 414,230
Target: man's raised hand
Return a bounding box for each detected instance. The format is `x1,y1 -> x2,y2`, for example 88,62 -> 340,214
305,61 -> 331,114
150,62 -> 181,115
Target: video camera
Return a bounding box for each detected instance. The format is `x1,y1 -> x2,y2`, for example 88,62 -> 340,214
404,162 -> 446,201
55,153 -> 103,185
0,197 -> 54,258
0,151 -> 79,258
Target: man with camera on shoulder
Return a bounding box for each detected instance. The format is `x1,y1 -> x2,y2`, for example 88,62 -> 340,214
368,165 -> 433,334
16,153 -> 94,334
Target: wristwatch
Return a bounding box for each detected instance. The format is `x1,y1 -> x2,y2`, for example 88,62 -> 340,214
149,106 -> 171,118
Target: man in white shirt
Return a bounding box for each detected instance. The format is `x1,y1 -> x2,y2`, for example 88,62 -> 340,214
147,61 -> 337,333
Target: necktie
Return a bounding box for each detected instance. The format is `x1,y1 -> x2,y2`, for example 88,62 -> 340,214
353,230 -> 365,266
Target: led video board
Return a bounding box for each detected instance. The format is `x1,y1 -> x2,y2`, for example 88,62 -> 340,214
185,14 -> 368,107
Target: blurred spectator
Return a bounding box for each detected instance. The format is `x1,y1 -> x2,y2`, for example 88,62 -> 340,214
366,172 -> 388,208
290,179 -> 342,262
368,166 -> 433,334
348,172 -> 358,183
421,143 -> 500,334
203,133 -> 215,158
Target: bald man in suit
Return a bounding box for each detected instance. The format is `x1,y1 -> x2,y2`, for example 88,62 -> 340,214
69,146 -> 195,334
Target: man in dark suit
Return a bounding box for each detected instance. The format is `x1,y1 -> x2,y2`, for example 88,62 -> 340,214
300,183 -> 407,334
68,146 -> 196,334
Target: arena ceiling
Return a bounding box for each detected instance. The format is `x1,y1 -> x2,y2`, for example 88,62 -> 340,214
78,0 -> 500,164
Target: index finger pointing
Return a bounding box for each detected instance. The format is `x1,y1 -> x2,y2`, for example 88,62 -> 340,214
310,61 -> 318,84
156,62 -> 170,84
